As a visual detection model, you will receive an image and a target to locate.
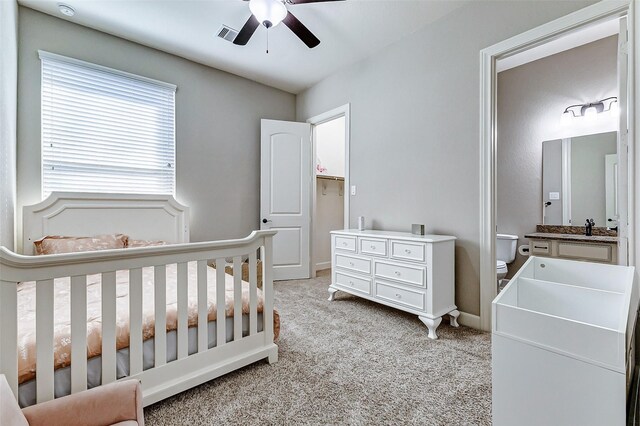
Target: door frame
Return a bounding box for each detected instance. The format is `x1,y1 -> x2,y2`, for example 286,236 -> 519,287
479,0 -> 636,331
307,103 -> 351,277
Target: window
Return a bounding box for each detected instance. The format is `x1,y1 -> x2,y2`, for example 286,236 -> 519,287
40,51 -> 176,197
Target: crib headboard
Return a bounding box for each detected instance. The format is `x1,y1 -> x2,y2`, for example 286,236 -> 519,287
22,192 -> 190,254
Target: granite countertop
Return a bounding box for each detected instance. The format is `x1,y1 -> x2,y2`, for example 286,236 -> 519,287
524,232 -> 619,244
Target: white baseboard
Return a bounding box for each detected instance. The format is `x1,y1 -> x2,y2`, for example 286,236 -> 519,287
315,261 -> 331,271
457,311 -> 481,329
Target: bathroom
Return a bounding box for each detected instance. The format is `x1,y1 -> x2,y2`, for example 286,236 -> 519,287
495,19 -> 622,286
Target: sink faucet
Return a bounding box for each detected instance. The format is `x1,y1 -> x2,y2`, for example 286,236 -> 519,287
585,218 -> 595,236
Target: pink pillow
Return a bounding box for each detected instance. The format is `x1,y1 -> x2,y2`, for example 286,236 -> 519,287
127,239 -> 168,248
33,234 -> 129,255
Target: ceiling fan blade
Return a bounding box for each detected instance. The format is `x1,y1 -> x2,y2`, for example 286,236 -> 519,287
233,15 -> 260,45
283,11 -> 320,48
288,0 -> 345,4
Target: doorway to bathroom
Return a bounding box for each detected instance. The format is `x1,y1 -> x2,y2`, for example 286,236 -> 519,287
308,104 -> 350,277
479,1 -> 636,332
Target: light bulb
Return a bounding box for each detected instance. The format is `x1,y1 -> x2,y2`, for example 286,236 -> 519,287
609,102 -> 619,118
249,0 -> 287,28
583,106 -> 597,122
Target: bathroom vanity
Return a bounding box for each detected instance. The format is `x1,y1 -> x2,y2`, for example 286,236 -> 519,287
492,256 -> 637,425
525,225 -> 618,264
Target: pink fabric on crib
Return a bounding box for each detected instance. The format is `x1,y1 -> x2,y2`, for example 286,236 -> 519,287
33,234 -> 129,255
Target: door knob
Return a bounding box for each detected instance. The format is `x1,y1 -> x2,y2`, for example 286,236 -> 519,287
262,218 -> 272,224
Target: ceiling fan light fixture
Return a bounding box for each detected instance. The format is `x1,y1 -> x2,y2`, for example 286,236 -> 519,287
249,0 -> 287,28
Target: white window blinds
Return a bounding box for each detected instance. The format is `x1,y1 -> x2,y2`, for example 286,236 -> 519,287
40,51 -> 176,198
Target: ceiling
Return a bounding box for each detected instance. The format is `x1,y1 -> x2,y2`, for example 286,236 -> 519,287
18,0 -> 466,94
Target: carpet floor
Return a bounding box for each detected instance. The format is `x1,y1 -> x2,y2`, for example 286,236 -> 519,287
144,271 -> 492,425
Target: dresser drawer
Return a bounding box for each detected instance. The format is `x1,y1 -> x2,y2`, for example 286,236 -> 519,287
334,235 -> 356,252
375,280 -> 425,311
335,271 -> 371,295
359,237 -> 387,257
390,240 -> 426,262
334,254 -> 371,274
374,260 -> 426,288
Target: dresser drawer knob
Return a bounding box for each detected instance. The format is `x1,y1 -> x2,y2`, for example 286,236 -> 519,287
405,249 -> 412,254
395,271 -> 401,276
395,293 -> 402,298
349,281 -> 354,286
342,242 -> 348,246
349,262 -> 354,266
370,245 -> 376,250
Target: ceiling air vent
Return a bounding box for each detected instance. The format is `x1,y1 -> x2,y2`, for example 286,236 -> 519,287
217,25 -> 239,43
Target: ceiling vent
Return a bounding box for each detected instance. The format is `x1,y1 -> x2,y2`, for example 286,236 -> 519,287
217,25 -> 239,43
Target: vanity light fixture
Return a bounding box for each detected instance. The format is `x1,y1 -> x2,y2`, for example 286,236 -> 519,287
561,97 -> 618,124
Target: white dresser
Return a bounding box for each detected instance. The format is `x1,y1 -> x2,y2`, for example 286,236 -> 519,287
329,229 -> 458,339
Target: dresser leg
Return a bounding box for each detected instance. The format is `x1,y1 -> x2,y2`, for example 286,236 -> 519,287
328,287 -> 339,301
448,309 -> 460,327
419,316 -> 442,340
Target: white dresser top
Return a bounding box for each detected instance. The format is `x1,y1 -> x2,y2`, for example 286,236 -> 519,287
331,229 -> 456,243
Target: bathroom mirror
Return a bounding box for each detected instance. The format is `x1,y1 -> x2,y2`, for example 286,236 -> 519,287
542,131 -> 617,227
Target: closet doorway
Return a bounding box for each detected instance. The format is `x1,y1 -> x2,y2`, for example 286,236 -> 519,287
308,104 -> 350,277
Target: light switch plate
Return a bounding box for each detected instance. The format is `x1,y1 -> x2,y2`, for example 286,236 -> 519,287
549,192 -> 560,200
350,185 -> 356,196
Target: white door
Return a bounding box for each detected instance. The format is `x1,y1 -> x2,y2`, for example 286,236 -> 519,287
616,16 -> 629,265
260,119 -> 312,280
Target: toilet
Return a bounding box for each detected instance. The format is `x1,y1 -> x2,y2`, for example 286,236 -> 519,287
496,233 -> 518,288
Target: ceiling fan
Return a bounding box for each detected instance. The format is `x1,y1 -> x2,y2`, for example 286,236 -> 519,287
234,0 -> 345,49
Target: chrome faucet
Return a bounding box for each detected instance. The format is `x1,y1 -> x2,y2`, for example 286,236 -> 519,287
585,218 -> 595,236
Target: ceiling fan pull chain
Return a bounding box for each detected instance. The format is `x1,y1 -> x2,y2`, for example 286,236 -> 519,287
266,29 -> 269,54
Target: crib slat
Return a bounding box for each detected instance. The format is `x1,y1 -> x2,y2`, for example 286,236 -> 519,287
101,272 -> 117,384
262,238 -> 274,343
36,279 -> 55,403
248,252 -> 258,335
70,275 -> 87,393
177,262 -> 189,359
233,257 -> 242,341
197,260 -> 208,352
0,281 -> 19,396
216,258 -> 226,347
129,268 -> 143,375
154,265 -> 167,366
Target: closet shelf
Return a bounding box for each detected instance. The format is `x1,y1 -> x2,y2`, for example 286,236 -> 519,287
316,175 -> 344,181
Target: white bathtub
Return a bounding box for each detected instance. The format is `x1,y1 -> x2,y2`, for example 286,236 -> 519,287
492,256 -> 638,425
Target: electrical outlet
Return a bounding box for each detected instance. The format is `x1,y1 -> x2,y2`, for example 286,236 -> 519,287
350,185 -> 356,196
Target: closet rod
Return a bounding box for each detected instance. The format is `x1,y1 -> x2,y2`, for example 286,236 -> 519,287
316,175 -> 344,181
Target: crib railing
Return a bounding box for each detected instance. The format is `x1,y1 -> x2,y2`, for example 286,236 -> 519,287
0,230 -> 276,405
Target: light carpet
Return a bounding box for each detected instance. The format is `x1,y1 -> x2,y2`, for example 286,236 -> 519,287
144,271 -> 492,425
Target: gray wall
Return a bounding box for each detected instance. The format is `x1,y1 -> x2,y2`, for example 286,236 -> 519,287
17,7 -> 296,246
497,35 -> 617,278
0,0 -> 18,251
571,132 -> 617,225
315,179 -> 344,270
296,0 -> 595,316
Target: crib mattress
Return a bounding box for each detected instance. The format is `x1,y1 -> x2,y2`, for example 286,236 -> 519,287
16,262 -> 279,385
18,314 -> 265,407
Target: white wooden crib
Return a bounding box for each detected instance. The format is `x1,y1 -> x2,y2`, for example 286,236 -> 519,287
0,192 -> 277,407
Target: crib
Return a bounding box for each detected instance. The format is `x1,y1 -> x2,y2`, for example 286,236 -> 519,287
0,192 -> 277,407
